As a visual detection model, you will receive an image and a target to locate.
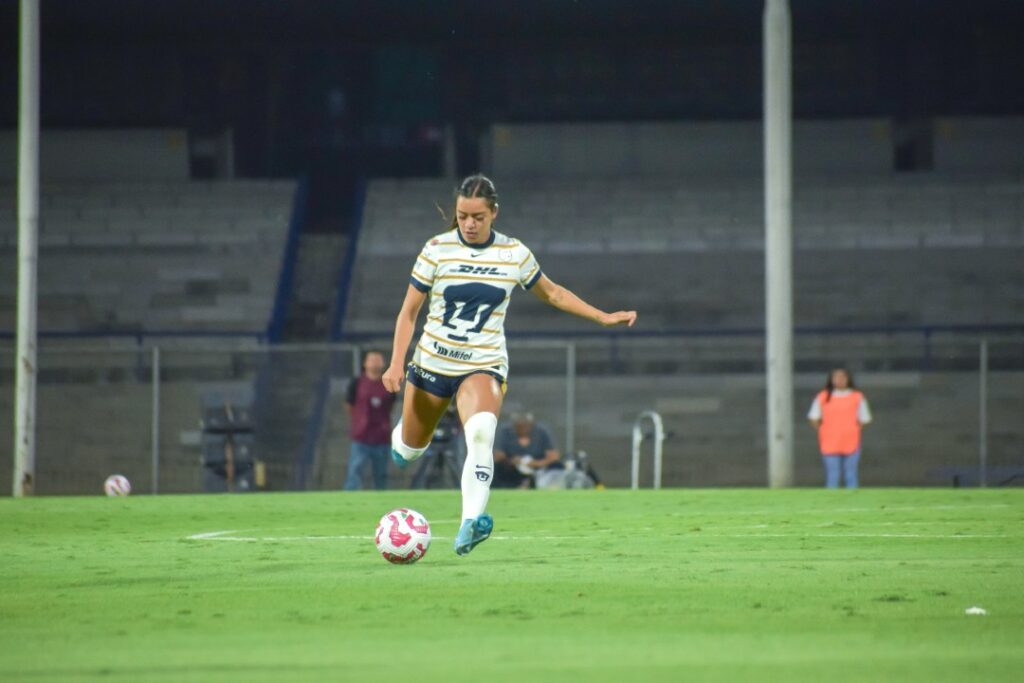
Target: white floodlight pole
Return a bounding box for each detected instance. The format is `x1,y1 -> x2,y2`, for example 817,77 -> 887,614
13,0 -> 40,497
764,0 -> 794,487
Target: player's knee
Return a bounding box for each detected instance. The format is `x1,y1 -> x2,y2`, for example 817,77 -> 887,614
464,412 -> 498,448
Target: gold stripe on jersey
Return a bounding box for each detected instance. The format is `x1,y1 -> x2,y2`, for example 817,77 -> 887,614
416,343 -> 505,367
523,264 -> 540,281
427,315 -> 500,335
410,273 -> 432,287
518,253 -> 534,267
436,273 -> 518,284
422,328 -> 501,350
417,254 -> 438,267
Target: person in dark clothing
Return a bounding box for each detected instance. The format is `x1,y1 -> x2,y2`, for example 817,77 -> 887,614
493,412 -> 561,489
343,351 -> 397,490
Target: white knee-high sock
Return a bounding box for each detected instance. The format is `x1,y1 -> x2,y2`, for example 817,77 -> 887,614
461,412 -> 497,520
391,422 -> 428,464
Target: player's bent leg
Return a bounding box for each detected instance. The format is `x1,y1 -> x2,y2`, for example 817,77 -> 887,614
391,424 -> 428,470
392,383 -> 450,469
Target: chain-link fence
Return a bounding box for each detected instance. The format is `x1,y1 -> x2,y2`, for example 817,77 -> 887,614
1,334 -> 1021,494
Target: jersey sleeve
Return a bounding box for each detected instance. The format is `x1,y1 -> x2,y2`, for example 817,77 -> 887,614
517,244 -> 543,290
858,396 -> 872,424
807,395 -> 823,420
410,240 -> 438,293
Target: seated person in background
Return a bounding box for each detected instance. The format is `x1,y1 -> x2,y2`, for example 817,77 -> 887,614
493,412 -> 562,489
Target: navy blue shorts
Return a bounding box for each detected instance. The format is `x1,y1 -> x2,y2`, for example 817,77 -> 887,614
405,363 -> 506,399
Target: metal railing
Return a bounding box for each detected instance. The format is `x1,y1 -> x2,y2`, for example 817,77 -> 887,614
1,330 -> 1022,494
631,411 -> 666,490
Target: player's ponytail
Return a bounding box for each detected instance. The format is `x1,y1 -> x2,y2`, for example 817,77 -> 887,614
445,174 -> 499,230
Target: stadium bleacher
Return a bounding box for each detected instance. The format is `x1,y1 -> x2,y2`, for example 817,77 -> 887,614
0,179 -> 294,333
347,173 -> 1024,336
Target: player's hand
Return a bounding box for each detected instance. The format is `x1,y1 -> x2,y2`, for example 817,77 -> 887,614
600,311 -> 637,328
382,364 -> 405,393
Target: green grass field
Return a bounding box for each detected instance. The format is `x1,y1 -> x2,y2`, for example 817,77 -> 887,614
1,489 -> 1022,682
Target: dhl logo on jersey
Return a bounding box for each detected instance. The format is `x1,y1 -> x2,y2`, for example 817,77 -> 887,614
453,264 -> 505,276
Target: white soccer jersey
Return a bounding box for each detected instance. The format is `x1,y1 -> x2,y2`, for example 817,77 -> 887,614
409,228 -> 542,379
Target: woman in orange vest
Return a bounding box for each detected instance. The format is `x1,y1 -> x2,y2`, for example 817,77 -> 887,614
807,368 -> 872,488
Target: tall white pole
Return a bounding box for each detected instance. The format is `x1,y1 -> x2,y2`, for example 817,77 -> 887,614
151,347 -> 161,494
565,343 -> 576,456
13,0 -> 40,497
764,0 -> 794,488
978,339 -> 988,488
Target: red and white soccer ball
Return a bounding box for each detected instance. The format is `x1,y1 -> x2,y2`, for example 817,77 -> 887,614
375,508 -> 431,564
103,474 -> 131,497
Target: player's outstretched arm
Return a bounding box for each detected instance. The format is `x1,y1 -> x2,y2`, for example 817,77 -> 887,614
530,274 -> 636,328
383,285 -> 428,392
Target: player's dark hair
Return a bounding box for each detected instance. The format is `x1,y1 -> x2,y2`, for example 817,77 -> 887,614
824,367 -> 855,402
446,174 -> 499,230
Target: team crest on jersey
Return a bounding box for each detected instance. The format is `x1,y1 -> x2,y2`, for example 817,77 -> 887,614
500,249 -> 513,262
430,239 -> 440,245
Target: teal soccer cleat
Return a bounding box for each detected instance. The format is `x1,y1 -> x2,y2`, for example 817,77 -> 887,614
391,449 -> 409,470
454,514 -> 494,556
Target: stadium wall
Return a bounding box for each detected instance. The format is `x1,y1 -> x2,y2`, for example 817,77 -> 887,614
1,363 -> 1020,494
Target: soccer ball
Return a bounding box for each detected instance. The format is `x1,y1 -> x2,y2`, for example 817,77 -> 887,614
103,474 -> 131,497
375,508 -> 431,564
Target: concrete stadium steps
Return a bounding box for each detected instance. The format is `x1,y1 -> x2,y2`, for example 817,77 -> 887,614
283,234 -> 349,339
346,176 -> 1024,360
343,247 -> 1024,337
0,180 -> 294,333
356,176 -> 1024,257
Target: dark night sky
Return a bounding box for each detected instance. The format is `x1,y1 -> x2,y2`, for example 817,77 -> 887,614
3,1 -> 1018,46
2,1 -> 1021,175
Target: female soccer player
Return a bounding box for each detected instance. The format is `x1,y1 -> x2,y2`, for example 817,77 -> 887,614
383,174 -> 636,556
